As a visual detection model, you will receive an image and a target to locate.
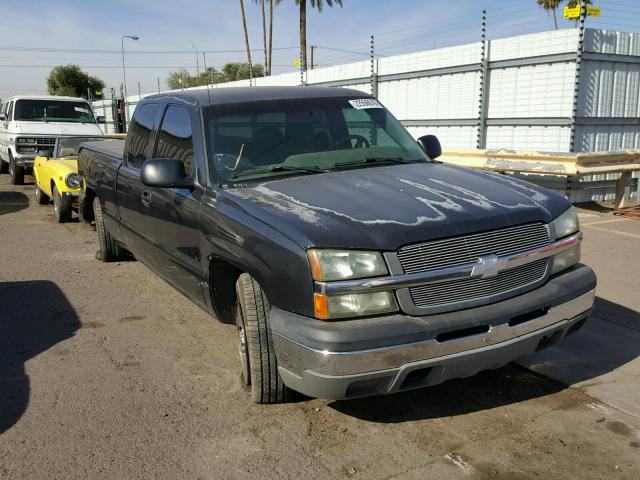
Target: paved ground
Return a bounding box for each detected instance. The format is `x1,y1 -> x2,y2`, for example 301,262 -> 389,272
1,173 -> 639,480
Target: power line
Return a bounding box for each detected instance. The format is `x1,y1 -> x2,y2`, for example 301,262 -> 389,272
0,45 -> 299,55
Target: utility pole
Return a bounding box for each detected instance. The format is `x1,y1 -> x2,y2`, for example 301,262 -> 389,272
570,1 -> 588,152
121,34 -> 139,126
189,44 -> 200,76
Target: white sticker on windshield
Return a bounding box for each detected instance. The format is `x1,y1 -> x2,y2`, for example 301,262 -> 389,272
74,107 -> 90,114
348,99 -> 383,110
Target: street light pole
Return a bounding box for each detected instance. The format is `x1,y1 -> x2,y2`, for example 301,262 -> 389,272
121,34 -> 139,127
189,44 -> 200,76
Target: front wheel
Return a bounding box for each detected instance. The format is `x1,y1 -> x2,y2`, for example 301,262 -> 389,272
34,180 -> 49,205
52,185 -> 72,223
9,154 -> 24,185
235,273 -> 293,404
0,158 -> 8,174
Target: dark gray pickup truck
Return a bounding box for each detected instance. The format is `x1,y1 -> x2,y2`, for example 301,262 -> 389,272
78,87 -> 596,403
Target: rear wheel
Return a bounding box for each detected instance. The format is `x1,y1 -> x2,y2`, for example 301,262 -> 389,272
235,273 -> 293,404
9,154 -> 24,185
93,197 -> 121,262
53,185 -> 72,223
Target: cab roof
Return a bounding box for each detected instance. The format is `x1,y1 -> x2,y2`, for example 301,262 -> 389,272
1,95 -> 90,102
143,86 -> 371,107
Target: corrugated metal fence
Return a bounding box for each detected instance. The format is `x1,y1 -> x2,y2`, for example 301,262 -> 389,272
94,28 -> 640,202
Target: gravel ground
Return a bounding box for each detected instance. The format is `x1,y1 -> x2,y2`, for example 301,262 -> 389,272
1,174 -> 639,480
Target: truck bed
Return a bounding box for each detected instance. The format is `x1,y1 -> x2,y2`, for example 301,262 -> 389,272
80,139 -> 124,160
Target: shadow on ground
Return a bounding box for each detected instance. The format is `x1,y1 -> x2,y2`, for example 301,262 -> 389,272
575,201 -> 616,213
0,281 -> 80,434
331,297 -> 640,423
329,364 -> 564,423
0,191 -> 29,216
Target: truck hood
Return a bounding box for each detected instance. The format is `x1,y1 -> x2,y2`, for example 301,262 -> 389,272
11,121 -> 103,137
223,163 -> 570,251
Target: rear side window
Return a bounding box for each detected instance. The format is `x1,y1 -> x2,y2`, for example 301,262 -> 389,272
126,103 -> 159,169
154,105 -> 194,176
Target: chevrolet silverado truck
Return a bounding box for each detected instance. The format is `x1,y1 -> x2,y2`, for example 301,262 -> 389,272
0,95 -> 105,185
78,87 -> 596,403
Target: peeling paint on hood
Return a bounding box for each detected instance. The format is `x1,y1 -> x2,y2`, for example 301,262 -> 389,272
222,163 -> 569,251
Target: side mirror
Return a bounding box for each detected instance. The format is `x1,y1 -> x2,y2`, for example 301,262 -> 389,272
38,150 -> 50,159
96,116 -> 106,124
417,134 -> 442,160
0,113 -> 6,121
141,158 -> 193,189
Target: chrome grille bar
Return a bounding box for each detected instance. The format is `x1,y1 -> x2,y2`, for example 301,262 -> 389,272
314,231 -> 581,296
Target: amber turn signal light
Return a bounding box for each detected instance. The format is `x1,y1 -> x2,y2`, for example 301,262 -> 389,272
313,293 -> 329,320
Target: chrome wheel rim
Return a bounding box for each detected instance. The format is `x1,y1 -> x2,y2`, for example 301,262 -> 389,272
236,303 -> 250,386
53,192 -> 59,215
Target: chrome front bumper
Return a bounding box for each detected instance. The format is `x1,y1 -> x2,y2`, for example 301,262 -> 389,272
272,266 -> 596,399
13,153 -> 36,167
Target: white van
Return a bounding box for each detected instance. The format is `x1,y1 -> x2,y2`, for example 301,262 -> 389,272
0,95 -> 105,184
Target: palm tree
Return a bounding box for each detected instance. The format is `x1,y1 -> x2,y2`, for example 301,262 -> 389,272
268,0 -> 282,75
295,0 -> 343,71
254,0 -> 282,76
239,0 -> 252,69
536,0 -> 562,30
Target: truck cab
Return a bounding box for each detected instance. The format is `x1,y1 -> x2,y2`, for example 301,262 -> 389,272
0,95 -> 105,184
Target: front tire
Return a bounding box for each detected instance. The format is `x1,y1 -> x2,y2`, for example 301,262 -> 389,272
35,180 -> 49,205
9,154 -> 24,185
235,273 -> 293,404
52,185 -> 72,223
0,158 -> 8,174
93,197 -> 121,262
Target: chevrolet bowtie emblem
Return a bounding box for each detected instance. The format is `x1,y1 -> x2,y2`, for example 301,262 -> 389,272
471,254 -> 505,279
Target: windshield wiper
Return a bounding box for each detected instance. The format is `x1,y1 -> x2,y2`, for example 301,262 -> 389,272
335,156 -> 416,169
231,164 -> 329,180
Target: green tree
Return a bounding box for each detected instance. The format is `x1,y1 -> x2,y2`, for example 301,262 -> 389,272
536,0 -> 563,30
166,63 -> 264,90
47,65 -> 105,98
295,0 -> 343,71
223,62 -> 264,81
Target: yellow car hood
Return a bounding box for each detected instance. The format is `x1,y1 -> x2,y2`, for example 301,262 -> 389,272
48,158 -> 79,176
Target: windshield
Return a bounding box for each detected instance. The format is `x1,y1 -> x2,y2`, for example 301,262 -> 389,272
14,99 -> 96,123
56,136 -> 105,158
204,97 -> 427,184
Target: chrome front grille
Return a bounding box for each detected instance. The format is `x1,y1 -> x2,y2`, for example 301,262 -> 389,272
409,259 -> 549,309
36,137 -> 56,154
397,223 -> 551,312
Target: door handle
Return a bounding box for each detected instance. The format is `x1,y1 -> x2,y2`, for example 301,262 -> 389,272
141,190 -> 152,207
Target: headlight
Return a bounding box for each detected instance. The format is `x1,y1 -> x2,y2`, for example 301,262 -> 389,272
65,173 -> 81,189
550,206 -> 581,275
550,243 -> 581,276
314,291 -> 398,320
17,138 -> 27,144
552,206 -> 579,239
307,249 -> 388,281
17,146 -> 36,153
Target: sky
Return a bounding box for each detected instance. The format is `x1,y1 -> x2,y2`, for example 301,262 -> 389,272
0,0 -> 638,97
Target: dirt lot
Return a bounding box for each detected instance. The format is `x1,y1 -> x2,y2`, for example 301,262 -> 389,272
1,173 -> 639,480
